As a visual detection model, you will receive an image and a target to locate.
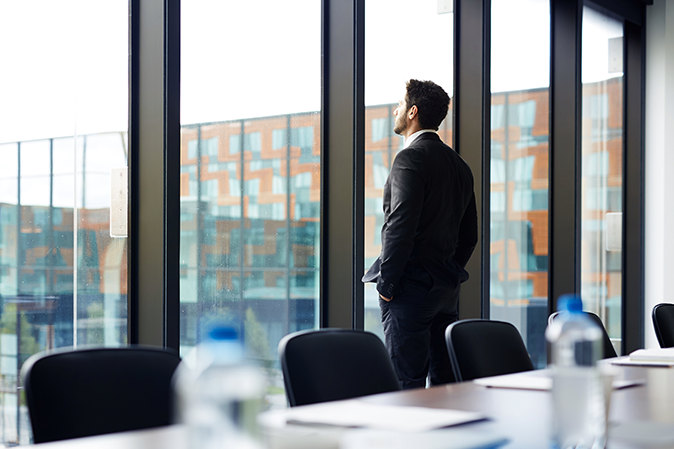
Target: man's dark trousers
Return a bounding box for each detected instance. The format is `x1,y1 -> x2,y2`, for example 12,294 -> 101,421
379,277 -> 458,389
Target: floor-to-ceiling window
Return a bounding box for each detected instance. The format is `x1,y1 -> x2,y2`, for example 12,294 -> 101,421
489,0 -> 550,368
363,0 -> 454,340
179,0 -> 321,406
0,2 -> 129,444
0,7 -> 645,439
581,6 -> 624,354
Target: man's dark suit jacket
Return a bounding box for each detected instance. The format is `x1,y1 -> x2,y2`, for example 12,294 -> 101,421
363,132 -> 478,303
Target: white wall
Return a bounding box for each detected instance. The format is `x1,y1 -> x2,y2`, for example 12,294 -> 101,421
645,0 -> 674,349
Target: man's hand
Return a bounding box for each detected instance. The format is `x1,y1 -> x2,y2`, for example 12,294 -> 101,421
379,293 -> 392,302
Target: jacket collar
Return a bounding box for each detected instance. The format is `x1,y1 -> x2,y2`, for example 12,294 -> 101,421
403,129 -> 437,148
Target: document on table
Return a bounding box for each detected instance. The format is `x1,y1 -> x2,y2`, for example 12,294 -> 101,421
611,356 -> 674,367
473,371 -> 552,390
611,348 -> 674,366
284,400 -> 487,433
629,348 -> 674,361
473,369 -> 644,390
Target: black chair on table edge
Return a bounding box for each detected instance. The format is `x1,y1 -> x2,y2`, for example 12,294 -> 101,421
445,319 -> 535,382
21,346 -> 181,444
279,328 -> 401,407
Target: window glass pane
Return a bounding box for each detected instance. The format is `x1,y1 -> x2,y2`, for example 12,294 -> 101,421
490,0 -> 550,369
581,7 -> 623,354
180,0 -> 321,408
363,0 -> 454,341
0,2 -> 128,444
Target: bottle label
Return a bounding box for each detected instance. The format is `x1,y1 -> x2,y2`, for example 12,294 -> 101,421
550,367 -> 606,449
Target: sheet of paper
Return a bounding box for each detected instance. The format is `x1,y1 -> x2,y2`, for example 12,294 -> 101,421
629,348 -> 674,362
284,400 -> 486,433
473,369 -> 644,390
611,355 -> 674,367
473,372 -> 552,390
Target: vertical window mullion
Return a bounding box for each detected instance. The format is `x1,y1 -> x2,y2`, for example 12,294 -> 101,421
549,0 -> 582,310
129,0 -> 180,348
622,19 -> 645,354
454,0 -> 490,319
322,0 -> 365,329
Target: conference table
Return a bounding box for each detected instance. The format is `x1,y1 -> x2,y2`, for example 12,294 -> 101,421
28,359 -> 674,449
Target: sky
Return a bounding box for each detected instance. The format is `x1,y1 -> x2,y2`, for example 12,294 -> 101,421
0,1 -> 128,144
491,0 -> 551,93
0,0 -> 624,144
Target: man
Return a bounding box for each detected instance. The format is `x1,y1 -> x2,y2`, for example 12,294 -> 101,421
362,79 -> 477,389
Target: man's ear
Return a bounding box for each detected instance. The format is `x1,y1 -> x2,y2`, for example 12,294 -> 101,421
408,104 -> 418,121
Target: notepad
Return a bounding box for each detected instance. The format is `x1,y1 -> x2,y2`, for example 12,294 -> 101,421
473,371 -> 552,390
608,349 -> 674,367
284,400 -> 487,433
611,356 -> 674,367
629,348 -> 674,362
473,369 -> 644,390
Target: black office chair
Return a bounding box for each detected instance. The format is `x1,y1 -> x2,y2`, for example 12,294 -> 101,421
652,303 -> 674,348
279,329 -> 401,406
548,311 -> 618,358
21,346 -> 181,443
445,319 -> 534,382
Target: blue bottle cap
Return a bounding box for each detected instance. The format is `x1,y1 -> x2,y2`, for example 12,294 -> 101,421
208,326 -> 238,341
557,294 -> 582,313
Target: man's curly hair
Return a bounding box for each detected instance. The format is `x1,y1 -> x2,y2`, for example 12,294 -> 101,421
404,79 -> 450,130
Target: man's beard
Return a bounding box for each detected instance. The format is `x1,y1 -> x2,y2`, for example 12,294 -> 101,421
393,113 -> 408,135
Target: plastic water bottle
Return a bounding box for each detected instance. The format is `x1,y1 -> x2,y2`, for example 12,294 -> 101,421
173,327 -> 265,449
546,294 -> 606,449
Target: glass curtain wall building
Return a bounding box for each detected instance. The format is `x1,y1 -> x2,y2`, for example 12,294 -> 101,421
178,116 -> 321,369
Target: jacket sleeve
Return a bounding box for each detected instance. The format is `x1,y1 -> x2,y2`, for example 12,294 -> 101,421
376,151 -> 424,298
454,192 -> 478,269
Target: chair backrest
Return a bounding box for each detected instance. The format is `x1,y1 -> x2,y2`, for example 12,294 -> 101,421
652,303 -> 674,348
548,311 -> 618,358
444,319 -> 534,382
21,346 -> 181,443
279,329 -> 401,406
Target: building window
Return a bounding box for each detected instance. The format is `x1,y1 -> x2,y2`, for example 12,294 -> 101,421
580,7 -> 624,351
489,0 -> 550,369
180,0 -> 321,406
0,2 -> 129,444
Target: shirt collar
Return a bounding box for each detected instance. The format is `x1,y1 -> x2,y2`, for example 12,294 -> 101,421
403,129 -> 436,149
